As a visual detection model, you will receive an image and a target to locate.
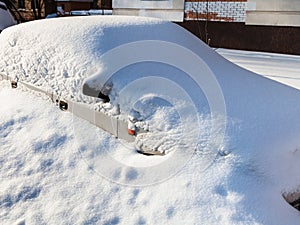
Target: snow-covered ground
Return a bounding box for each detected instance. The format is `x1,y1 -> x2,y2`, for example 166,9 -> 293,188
217,48 -> 300,91
1,16 -> 300,224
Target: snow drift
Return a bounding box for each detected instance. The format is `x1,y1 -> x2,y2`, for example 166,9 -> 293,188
0,16 -> 300,224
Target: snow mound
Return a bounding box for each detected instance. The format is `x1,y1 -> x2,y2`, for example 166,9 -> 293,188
0,16 -> 165,103
0,16 -> 226,155
1,16 -> 300,224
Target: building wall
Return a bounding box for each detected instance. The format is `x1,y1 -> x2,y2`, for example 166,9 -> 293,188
182,0 -> 300,54
184,0 -> 247,22
246,0 -> 300,26
178,20 -> 300,55
184,0 -> 300,27
112,0 -> 185,22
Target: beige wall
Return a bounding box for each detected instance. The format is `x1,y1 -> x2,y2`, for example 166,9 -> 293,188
112,0 -> 185,22
246,0 -> 300,26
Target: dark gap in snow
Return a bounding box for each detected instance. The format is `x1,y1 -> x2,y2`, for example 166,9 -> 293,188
283,192 -> 300,211
98,91 -> 110,103
290,199 -> 300,211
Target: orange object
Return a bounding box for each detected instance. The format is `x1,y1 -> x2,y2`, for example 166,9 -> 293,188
128,129 -> 135,135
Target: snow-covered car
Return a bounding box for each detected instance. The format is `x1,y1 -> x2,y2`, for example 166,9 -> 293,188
0,1 -> 16,32
1,15 -> 300,224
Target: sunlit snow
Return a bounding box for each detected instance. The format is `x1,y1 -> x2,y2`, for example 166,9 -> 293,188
0,16 -> 300,224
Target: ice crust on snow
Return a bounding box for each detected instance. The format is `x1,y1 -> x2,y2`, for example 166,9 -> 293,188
0,16 -> 300,224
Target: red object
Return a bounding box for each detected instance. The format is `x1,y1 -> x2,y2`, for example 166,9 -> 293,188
128,129 -> 135,135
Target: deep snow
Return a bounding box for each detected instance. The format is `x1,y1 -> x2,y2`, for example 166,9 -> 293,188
0,16 -> 300,224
